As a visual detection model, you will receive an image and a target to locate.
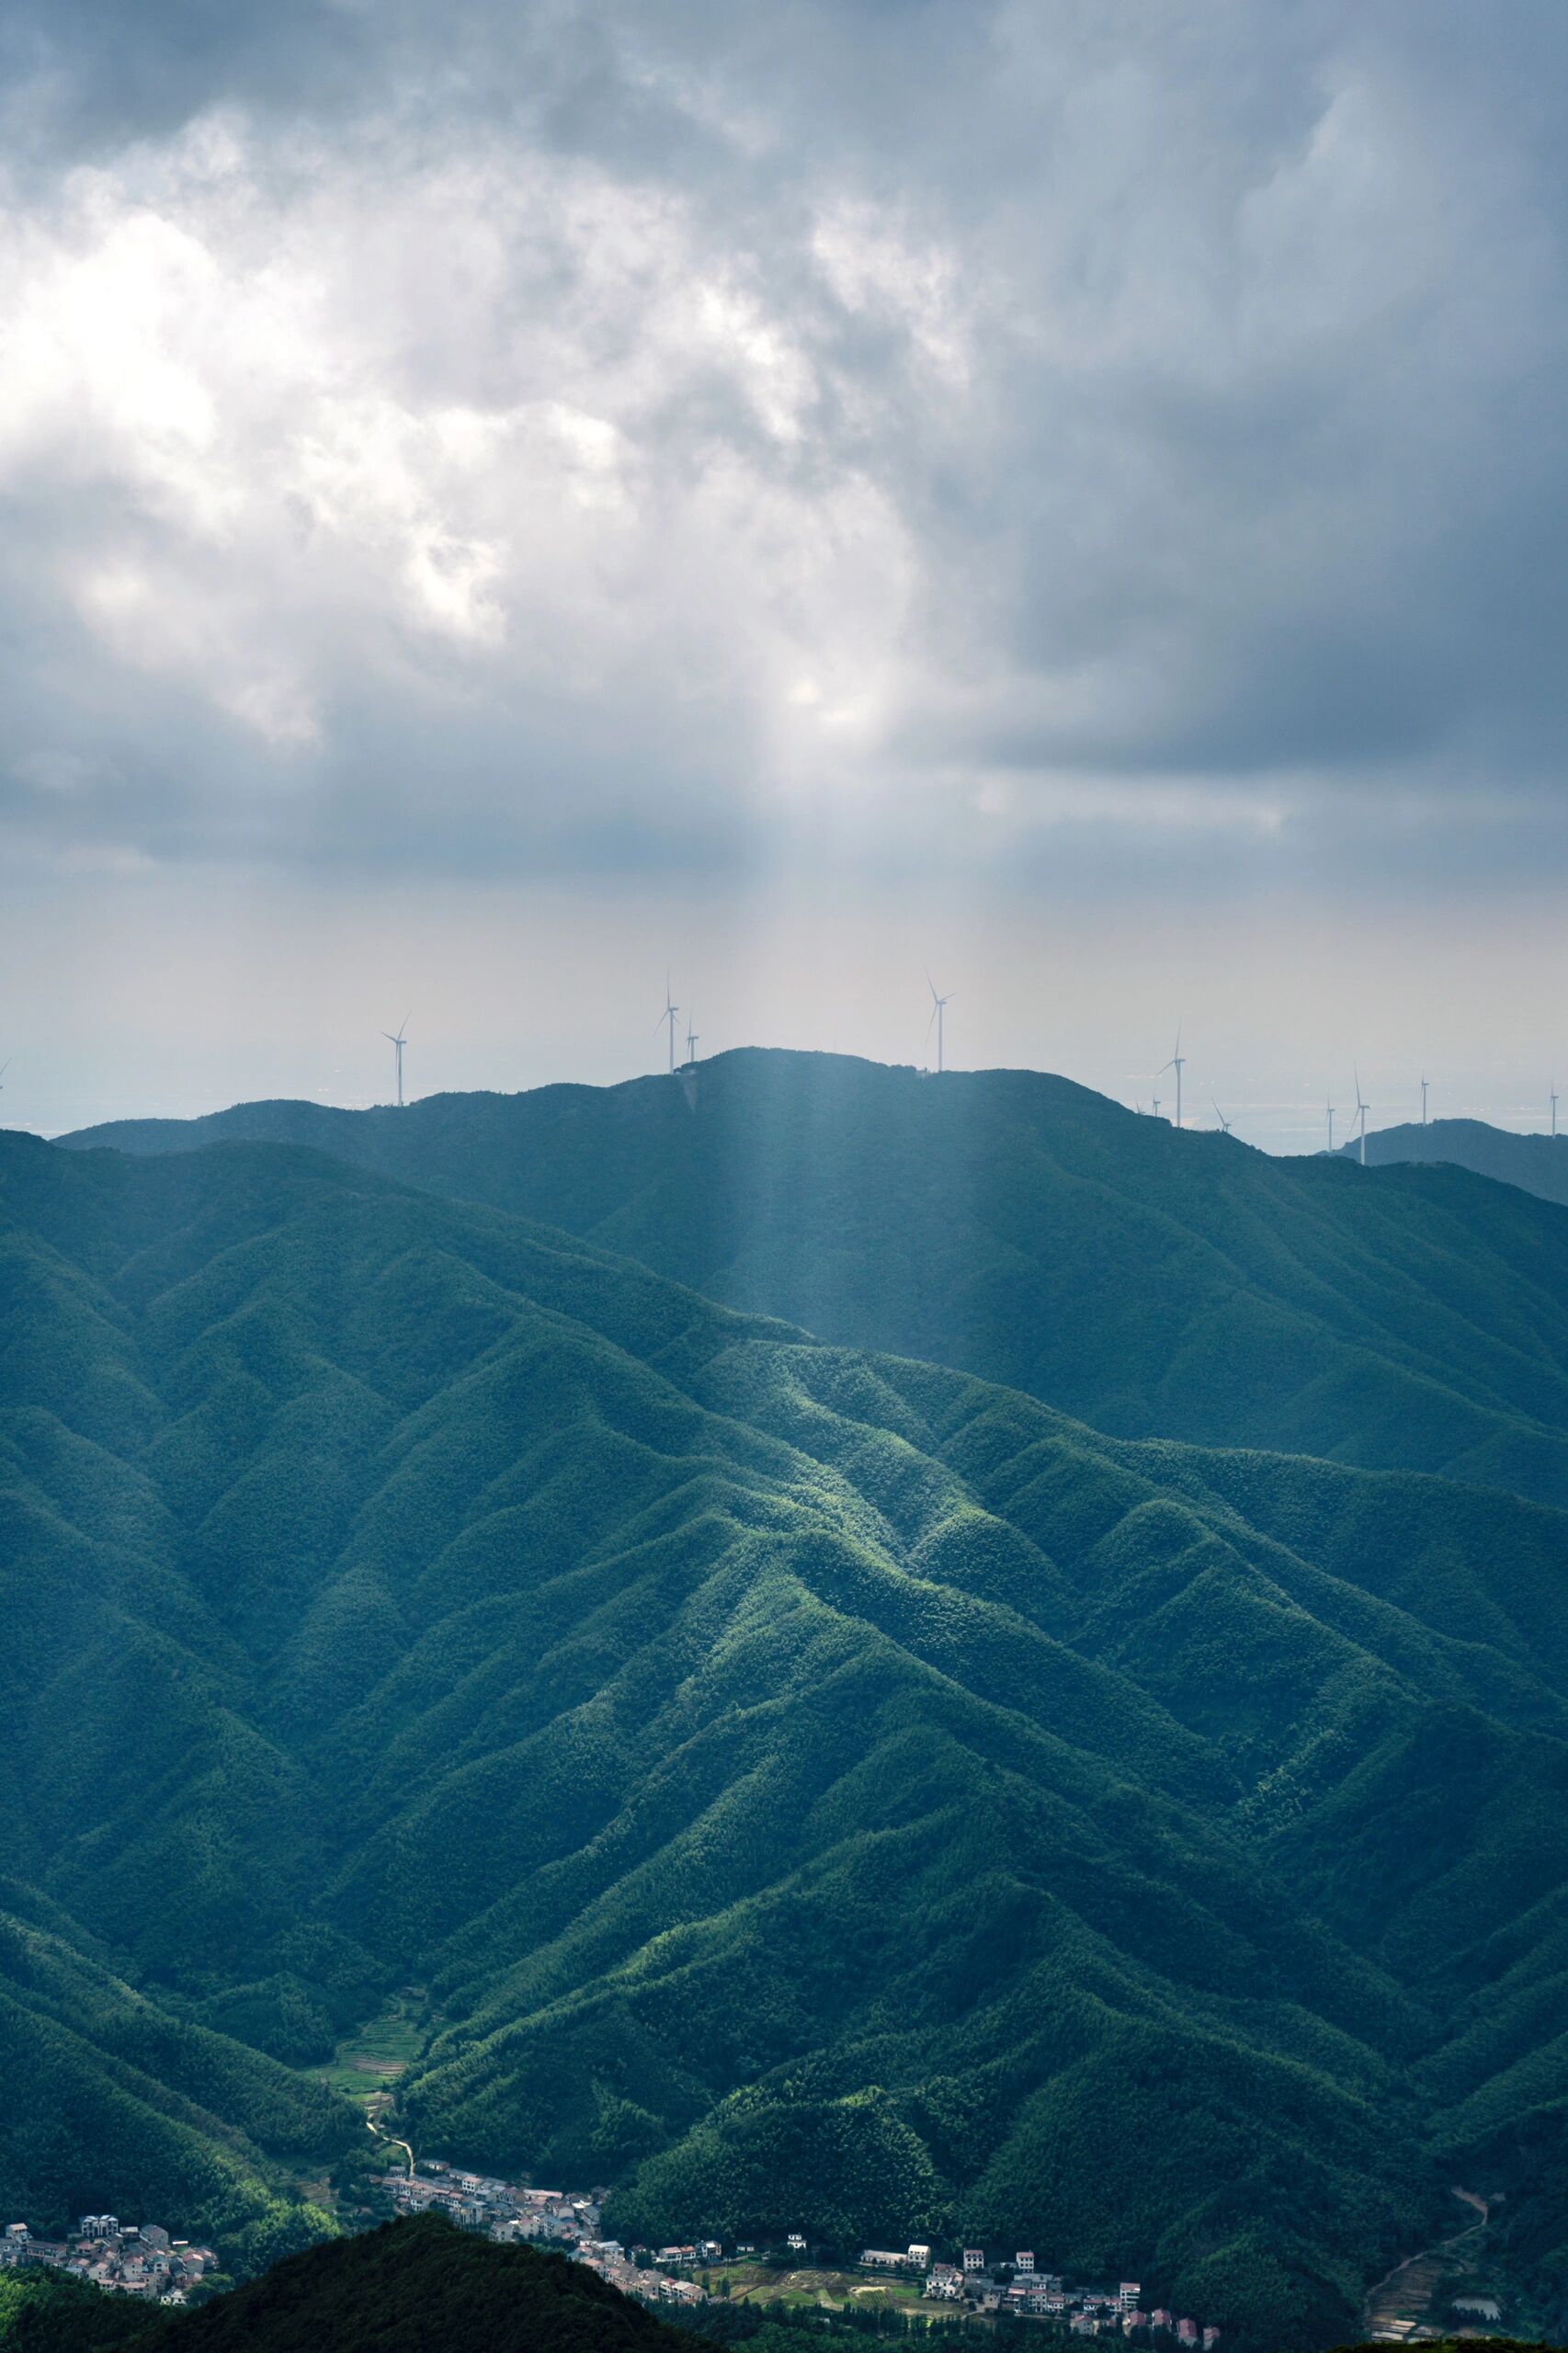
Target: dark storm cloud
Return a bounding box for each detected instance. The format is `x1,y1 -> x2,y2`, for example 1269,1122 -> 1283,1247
3,0 -> 1568,890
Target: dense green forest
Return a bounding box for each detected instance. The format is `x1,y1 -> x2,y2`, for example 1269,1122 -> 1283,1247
61,1048 -> 1568,1504
7,1115 -> 1568,2343
0,1881 -> 348,2263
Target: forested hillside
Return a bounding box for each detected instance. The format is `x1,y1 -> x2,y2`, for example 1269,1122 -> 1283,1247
61,1050 -> 1568,1506
7,1129 -> 1568,2343
1335,1117 -> 1568,1209
0,1881 -> 349,2268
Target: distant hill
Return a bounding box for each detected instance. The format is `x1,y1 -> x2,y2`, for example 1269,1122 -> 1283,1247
55,1049 -> 1568,1509
1335,1116 -> 1568,1209
1,2214 -> 685,2353
11,1131 -> 1568,2340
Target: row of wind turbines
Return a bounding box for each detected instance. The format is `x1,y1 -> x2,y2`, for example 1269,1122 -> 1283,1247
1138,1029 -> 1428,1162
370,994 -> 1566,1160
1135,1031 -> 1373,1158
1138,1032 -> 1566,1157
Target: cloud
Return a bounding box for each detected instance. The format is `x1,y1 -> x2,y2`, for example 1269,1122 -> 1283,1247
1,1 -> 1566,890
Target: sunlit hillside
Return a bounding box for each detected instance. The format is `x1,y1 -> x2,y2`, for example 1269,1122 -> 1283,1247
7,1131 -> 1568,2343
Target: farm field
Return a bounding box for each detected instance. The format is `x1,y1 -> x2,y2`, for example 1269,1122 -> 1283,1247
709,2267 -> 963,2319
312,1994 -> 428,2105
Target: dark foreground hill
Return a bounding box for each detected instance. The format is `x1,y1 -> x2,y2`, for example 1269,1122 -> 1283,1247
1335,1117 -> 1568,1211
0,2215 -> 685,2353
10,1132 -> 1568,2342
59,1050 -> 1568,1508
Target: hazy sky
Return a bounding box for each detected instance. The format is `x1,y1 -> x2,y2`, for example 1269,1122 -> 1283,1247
4,0 -> 1568,1150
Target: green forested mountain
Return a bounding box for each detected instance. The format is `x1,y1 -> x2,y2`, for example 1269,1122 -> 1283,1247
7,1129 -> 1568,2344
1334,1117 -> 1568,1209
59,1050 -> 1568,1506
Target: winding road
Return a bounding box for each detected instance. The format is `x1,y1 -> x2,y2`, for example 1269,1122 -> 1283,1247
366,2097 -> 415,2181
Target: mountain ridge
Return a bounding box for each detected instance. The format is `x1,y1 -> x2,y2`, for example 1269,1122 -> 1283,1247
53,1049 -> 1568,1510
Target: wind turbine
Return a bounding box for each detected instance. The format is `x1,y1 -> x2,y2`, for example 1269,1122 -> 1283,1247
1351,1068 -> 1369,1165
382,1019 -> 409,1108
657,977 -> 680,1074
1152,1095 -> 1162,1122
1325,1097 -> 1335,1154
685,1009 -> 699,1069
1420,1074 -> 1429,1127
1155,1026 -> 1186,1130
1553,1084 -> 1561,1140
1212,1100 -> 1232,1135
925,975 -> 953,1074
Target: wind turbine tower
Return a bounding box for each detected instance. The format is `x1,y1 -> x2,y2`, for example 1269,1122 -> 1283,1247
1552,1085 -> 1560,1140
926,976 -> 953,1074
1352,1069 -> 1369,1166
383,1020 -> 409,1108
1212,1100 -> 1232,1135
685,1010 -> 699,1069
658,978 -> 680,1074
1325,1097 -> 1335,1154
1156,1027 -> 1186,1129
1421,1074 -> 1429,1126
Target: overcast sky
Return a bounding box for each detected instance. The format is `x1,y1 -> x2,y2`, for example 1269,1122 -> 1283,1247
4,0 -> 1567,1149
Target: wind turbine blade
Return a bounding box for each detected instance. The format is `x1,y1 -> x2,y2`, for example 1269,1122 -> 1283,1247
925,1004 -> 937,1049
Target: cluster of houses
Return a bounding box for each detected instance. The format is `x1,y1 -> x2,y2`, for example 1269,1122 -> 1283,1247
863,2246 -> 1220,2344
0,2215 -> 219,2303
379,2166 -> 706,2311
378,2163 -> 1221,2345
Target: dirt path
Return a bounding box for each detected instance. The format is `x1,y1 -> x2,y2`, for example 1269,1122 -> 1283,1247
1361,2188 -> 1490,2341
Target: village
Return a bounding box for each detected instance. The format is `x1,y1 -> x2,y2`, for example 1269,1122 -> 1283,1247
378,2163 -> 1224,2347
0,2213 -> 220,2303
0,2165 -> 1227,2344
